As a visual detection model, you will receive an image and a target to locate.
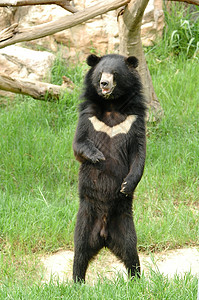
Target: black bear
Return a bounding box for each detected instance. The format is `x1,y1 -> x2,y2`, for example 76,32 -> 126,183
73,54 -> 146,283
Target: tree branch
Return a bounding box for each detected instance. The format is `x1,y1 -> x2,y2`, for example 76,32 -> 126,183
0,0 -> 78,13
0,23 -> 18,42
0,0 -> 130,49
119,0 -> 149,30
0,73 -> 72,101
168,0 -> 199,5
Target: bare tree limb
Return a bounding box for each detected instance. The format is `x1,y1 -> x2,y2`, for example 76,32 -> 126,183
168,0 -> 199,6
0,0 -> 130,49
0,23 -> 18,42
0,0 -> 78,13
0,73 -> 72,101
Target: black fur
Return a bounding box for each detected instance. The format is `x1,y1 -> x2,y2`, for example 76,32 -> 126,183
73,54 -> 147,283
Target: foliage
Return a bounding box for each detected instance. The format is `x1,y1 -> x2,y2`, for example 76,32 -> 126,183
147,2 -> 199,59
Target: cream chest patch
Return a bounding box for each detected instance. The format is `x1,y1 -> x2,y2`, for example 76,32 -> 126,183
89,115 -> 137,138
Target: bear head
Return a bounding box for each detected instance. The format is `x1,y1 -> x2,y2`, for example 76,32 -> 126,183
86,54 -> 141,100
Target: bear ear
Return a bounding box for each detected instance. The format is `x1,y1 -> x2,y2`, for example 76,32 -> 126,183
87,54 -> 101,67
125,56 -> 139,68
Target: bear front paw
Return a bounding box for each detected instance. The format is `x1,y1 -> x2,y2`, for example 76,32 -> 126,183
90,151 -> 105,163
120,181 -> 133,196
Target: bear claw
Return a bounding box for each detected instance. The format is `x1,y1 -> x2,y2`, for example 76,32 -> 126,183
120,182 -> 131,196
91,152 -> 105,163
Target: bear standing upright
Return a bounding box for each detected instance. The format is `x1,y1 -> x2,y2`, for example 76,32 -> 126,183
73,54 -> 147,283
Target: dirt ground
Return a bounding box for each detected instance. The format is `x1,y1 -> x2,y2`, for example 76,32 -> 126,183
40,247 -> 199,284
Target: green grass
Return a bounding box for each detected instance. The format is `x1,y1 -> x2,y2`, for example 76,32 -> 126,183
0,272 -> 197,299
0,96 -> 78,251
136,56 -> 199,251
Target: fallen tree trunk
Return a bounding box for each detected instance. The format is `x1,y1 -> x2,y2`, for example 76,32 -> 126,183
0,0 -> 130,48
0,0 -> 78,13
0,73 -> 71,101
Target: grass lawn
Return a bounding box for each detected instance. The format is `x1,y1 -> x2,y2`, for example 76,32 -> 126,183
0,272 -> 198,299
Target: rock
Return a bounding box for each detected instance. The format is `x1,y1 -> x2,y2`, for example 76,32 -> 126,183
142,0 -> 164,46
6,0 -> 164,58
0,45 -> 55,81
0,7 -> 15,31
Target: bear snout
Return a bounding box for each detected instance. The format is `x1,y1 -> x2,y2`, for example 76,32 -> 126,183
100,80 -> 109,88
100,73 -> 115,96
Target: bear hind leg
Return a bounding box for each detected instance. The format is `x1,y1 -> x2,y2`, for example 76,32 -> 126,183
107,214 -> 140,279
122,247 -> 140,279
111,240 -> 140,279
73,208 -> 103,283
73,246 -> 99,283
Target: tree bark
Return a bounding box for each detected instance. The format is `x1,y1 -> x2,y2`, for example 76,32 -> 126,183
0,73 -> 71,101
0,0 -> 78,13
0,0 -> 130,48
118,0 -> 163,121
169,0 -> 199,5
